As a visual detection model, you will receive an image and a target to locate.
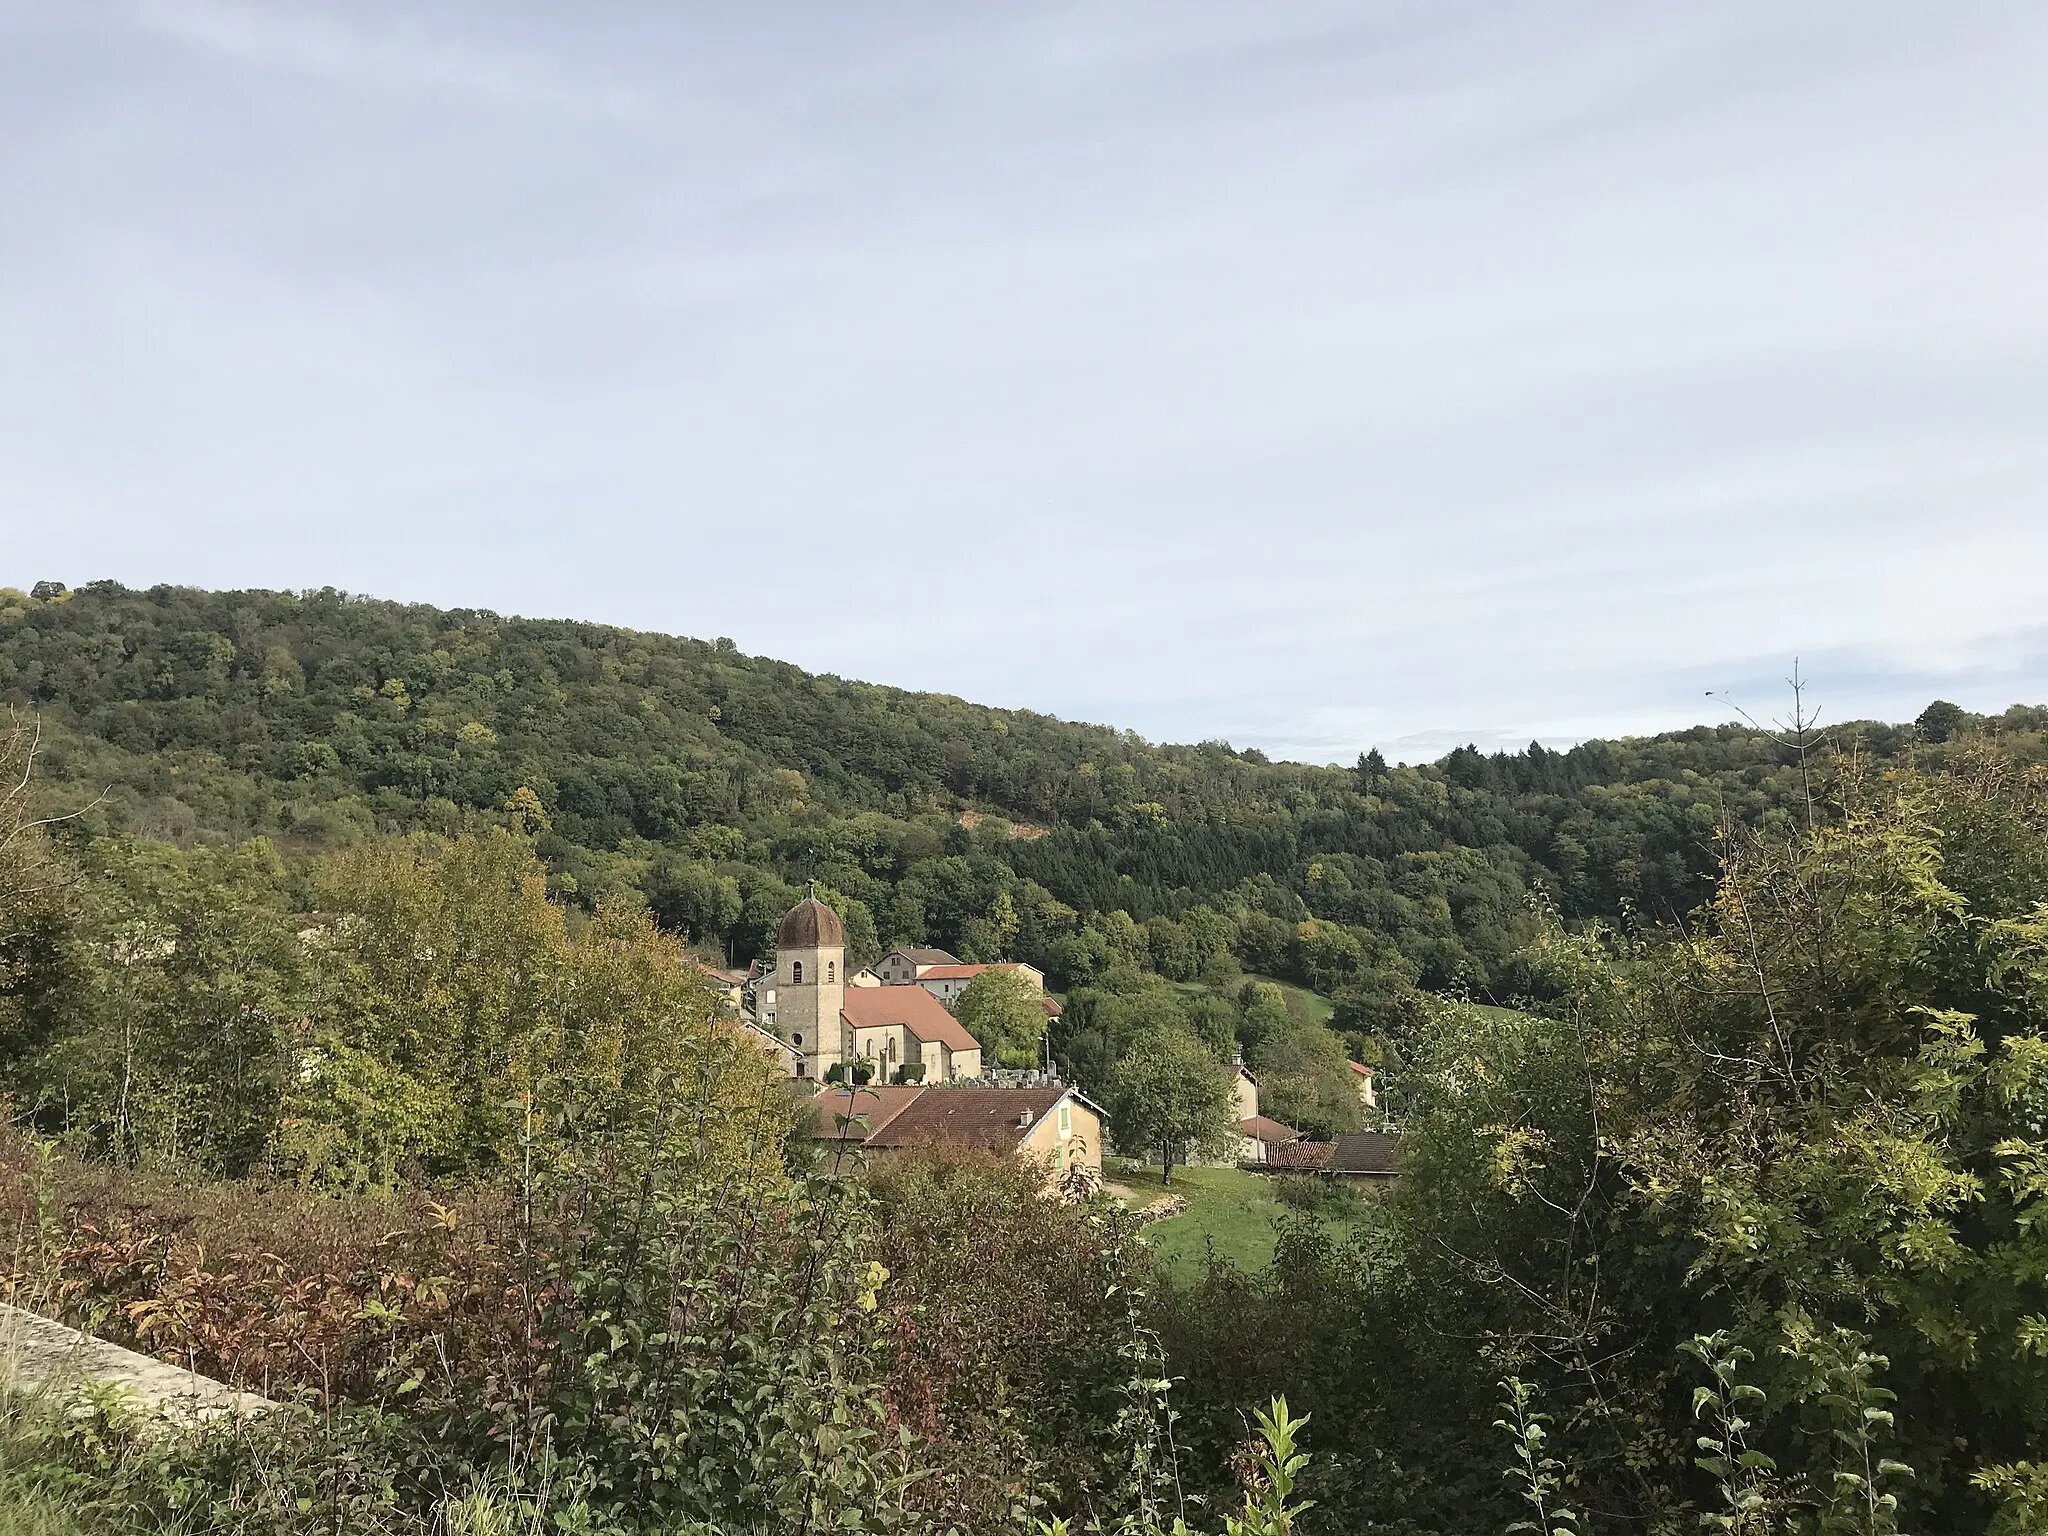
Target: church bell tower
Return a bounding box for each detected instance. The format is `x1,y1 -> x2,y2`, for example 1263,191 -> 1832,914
775,885 -> 847,1078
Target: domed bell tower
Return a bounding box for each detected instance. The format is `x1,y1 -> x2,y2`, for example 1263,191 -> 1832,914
776,885 -> 847,1078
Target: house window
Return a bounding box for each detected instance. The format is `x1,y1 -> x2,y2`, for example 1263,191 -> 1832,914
1059,1104 -> 1070,1135
827,961 -> 836,982
792,961 -> 803,984
792,1032 -> 803,1047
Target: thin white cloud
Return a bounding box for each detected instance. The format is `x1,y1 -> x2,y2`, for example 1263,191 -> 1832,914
132,0 -> 638,115
3,1 -> 2046,764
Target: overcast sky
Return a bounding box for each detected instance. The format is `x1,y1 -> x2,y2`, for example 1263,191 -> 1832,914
4,2 -> 2046,762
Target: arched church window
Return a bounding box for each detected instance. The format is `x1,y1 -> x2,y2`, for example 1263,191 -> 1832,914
792,961 -> 803,984
827,961 -> 836,982
792,1032 -> 803,1047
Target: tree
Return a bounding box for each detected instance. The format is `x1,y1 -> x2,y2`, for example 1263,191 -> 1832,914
958,890 -> 1020,964
954,967 -> 1047,1069
274,829 -> 775,1189
1388,756 -> 2048,1529
1104,1030 -> 1237,1185
1914,699 -> 1969,742
646,857 -> 742,946
0,713 -> 63,935
1250,1013 -> 1364,1140
0,712 -> 82,1123
1236,981 -> 1292,1059
47,837 -> 309,1173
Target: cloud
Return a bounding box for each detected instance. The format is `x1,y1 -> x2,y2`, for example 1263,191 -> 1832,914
131,0 -> 634,115
4,1 -> 2047,764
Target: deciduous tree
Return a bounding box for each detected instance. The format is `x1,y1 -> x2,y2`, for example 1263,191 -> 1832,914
954,965 -> 1047,1069
1105,1029 -> 1237,1185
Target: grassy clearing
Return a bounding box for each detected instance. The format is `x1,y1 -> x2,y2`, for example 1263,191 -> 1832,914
1170,974 -> 1336,1025
1113,1162 -> 1381,1275
1116,1164 -> 1291,1273
1465,1001 -> 1540,1023
1244,975 -> 1335,1025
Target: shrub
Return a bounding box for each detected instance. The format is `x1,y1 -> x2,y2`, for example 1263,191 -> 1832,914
1270,1173 -> 1367,1219
871,1151 -> 1145,1528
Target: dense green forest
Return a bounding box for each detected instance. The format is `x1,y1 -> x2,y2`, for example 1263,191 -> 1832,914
7,578 -> 2048,1533
8,581 -> 2042,1100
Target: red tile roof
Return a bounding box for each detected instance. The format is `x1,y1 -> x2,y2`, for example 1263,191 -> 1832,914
916,962 -> 1039,983
1264,1140 -> 1335,1170
1348,1061 -> 1374,1077
841,986 -> 981,1054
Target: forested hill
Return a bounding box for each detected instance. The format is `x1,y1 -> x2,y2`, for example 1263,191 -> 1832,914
4,579 -> 2041,1028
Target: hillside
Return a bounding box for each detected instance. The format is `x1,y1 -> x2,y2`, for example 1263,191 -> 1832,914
4,579 -> 2042,1099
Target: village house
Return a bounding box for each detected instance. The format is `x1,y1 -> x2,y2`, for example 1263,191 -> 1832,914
1239,1115 -> 1301,1164
808,1083 -> 1104,1178
694,963 -> 750,1015
1326,1131 -> 1402,1187
870,947 -> 961,985
741,1019 -> 800,1076
904,960 -> 1045,1009
1230,1060 -> 1259,1121
870,947 -> 1047,1009
1350,1060 -> 1379,1111
1226,1059 -> 1306,1164
1255,1131 -> 1404,1190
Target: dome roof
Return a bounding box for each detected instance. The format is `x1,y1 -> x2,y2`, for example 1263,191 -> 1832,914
779,891 -> 844,951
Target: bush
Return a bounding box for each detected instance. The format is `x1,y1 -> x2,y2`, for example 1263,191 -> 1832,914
0,1071 -> 917,1535
871,1151 -> 1145,1529
1270,1173 -> 1368,1219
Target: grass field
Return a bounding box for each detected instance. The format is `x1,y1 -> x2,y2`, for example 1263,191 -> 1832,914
1114,1164 -> 1291,1272
1111,1162 -> 1379,1274
1170,973 -> 1336,1024
1245,974 -> 1336,1024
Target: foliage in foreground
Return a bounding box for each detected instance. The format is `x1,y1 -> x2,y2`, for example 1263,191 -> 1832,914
1378,754 -> 2048,1529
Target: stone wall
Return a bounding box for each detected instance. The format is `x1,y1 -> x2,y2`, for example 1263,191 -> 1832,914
1,1303 -> 272,1425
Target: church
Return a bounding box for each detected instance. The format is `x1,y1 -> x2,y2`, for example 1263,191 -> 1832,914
769,891 -> 984,1083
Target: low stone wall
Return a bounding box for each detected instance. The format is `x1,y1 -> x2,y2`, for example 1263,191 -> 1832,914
0,1303 -> 272,1425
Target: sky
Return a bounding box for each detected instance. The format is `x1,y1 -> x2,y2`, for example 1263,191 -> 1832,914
3,2 -> 2046,764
